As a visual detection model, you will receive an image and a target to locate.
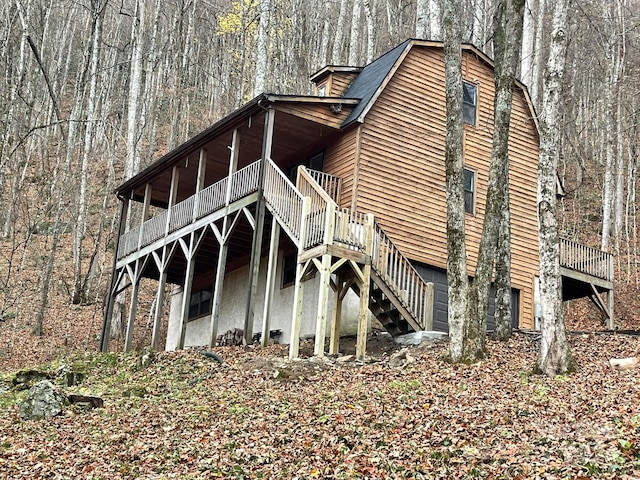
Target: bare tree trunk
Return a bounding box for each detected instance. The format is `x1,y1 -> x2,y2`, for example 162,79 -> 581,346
530,0 -> 545,107
467,0 -> 524,355
2,0 -> 30,239
416,0 -> 429,38
254,0 -> 271,96
536,0 -> 575,377
494,176 -> 512,340
125,0 -> 145,180
349,0 -> 362,65
430,0 -> 442,40
520,0 -> 535,88
363,0 -> 375,63
332,0 -> 349,63
443,0 -> 469,363
73,1 -> 107,305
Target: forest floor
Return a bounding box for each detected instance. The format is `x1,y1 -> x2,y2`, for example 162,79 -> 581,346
2,332 -> 640,479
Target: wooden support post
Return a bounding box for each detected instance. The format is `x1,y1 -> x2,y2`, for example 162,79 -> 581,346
244,109 -> 274,345
151,270 -> 167,350
329,273 -> 343,355
209,243 -> 228,347
261,219 -> 280,347
151,243 -> 175,351
289,197 -> 311,360
424,282 -> 434,330
314,254 -> 332,356
356,213 -> 375,361
209,130 -> 240,347
193,149 -> 207,221
165,165 -> 180,234
124,261 -> 141,352
314,202 -> 336,356
178,234 -> 199,350
138,183 -> 152,248
607,289 -> 615,330
101,199 -> 128,352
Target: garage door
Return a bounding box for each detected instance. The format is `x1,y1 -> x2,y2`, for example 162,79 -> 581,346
411,262 -> 519,333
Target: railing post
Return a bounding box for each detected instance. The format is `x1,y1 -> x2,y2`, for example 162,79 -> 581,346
356,213 -> 375,361
424,282 -> 434,331
289,197 -> 312,360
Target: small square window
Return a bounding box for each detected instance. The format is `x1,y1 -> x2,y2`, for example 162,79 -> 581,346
463,82 -> 477,126
317,83 -> 327,97
464,168 -> 475,214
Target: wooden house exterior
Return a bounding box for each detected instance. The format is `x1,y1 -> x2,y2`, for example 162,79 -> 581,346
101,40 -> 614,359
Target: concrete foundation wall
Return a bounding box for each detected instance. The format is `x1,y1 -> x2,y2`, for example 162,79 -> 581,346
165,254 -> 364,350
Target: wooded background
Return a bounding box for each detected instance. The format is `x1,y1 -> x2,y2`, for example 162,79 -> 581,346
0,0 -> 638,342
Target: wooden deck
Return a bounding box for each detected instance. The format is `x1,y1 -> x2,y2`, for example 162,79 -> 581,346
116,162 -> 614,336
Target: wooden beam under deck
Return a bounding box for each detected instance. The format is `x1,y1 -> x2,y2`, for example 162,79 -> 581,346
116,192 -> 259,270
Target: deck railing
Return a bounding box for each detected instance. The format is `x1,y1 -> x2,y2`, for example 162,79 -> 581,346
117,159 -> 261,260
560,237 -> 613,282
306,169 -> 342,203
297,167 -> 335,250
333,208 -> 368,250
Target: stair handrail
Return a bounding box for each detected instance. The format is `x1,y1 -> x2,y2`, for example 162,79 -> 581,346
298,166 -> 433,330
296,166 -> 338,249
263,158 -> 306,247
371,221 -> 434,330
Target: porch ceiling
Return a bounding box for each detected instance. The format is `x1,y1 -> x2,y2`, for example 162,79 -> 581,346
125,108 -> 342,208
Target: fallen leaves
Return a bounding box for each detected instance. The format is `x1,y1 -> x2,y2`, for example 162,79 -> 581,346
1,334 -> 640,478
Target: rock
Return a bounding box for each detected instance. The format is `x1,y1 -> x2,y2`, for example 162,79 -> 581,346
19,380 -> 68,420
273,369 -> 290,379
389,348 -> 415,368
394,331 -> 448,346
138,348 -> 156,369
337,354 -> 356,363
12,370 -> 50,391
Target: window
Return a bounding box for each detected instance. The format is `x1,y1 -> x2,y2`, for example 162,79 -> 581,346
317,83 -> 327,97
281,253 -> 297,288
464,168 -> 475,214
463,81 -> 478,126
288,151 -> 325,181
188,290 -> 212,319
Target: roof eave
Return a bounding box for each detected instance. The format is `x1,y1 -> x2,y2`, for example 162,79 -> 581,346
115,94 -> 271,196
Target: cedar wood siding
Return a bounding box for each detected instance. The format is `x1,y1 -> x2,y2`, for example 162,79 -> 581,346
353,46 -> 540,329
323,126 -> 359,208
328,73 -> 359,97
274,103 -> 350,129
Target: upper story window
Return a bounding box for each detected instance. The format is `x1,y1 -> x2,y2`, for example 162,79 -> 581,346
464,168 -> 475,214
317,83 -> 327,97
463,82 -> 478,126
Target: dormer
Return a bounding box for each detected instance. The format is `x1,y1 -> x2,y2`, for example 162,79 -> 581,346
310,66 -> 363,97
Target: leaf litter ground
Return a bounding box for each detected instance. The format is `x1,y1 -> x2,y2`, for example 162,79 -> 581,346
1,333 -> 640,479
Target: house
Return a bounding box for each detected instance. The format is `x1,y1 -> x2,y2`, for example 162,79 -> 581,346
100,39 -> 614,359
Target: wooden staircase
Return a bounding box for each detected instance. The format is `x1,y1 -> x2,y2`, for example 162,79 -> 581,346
263,159 -> 434,338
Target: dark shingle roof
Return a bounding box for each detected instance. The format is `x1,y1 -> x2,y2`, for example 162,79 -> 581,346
341,39 -> 412,127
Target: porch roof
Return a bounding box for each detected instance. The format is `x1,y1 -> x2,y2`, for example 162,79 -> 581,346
116,95 -> 359,206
